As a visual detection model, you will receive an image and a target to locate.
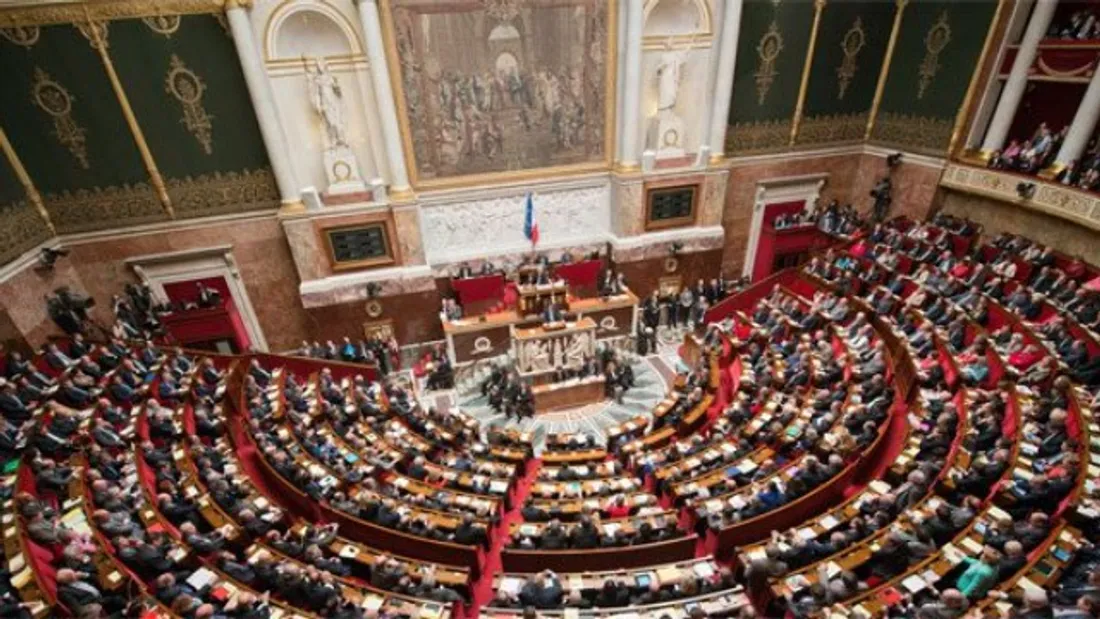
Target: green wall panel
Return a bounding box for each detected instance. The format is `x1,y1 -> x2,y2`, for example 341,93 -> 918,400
108,15 -> 270,177
727,0 -> 815,153
106,14 -> 279,218
0,24 -> 164,232
797,0 -> 895,146
872,0 -> 997,153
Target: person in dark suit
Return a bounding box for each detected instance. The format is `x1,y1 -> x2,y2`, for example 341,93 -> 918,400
455,262 -> 474,279
542,302 -> 565,324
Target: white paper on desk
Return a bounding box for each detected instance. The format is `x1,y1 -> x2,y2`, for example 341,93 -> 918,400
693,561 -> 716,579
901,574 -> 927,594
186,567 -> 218,590
339,545 -> 359,559
820,515 -> 840,530
960,537 -> 984,555
797,527 -> 817,541
500,577 -> 524,596
1017,576 -> 1042,593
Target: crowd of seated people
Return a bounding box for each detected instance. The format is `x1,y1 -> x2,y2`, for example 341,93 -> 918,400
1049,8 -> 1100,40
1054,141 -> 1100,193
988,122 -> 1067,175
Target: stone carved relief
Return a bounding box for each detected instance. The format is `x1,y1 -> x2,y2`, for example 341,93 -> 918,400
420,183 -> 610,263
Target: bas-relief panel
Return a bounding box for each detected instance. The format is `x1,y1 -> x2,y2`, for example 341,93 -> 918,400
386,0 -> 612,184
419,182 -> 610,263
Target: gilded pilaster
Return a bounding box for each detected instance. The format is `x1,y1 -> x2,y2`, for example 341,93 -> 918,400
865,0 -> 908,140
789,0 -> 826,146
948,0 -> 1007,157
83,11 -> 175,218
0,124 -> 55,234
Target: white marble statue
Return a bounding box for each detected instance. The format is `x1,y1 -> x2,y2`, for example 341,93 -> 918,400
655,49 -> 685,111
306,57 -> 348,149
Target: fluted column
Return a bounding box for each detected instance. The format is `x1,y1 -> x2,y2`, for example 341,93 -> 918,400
226,3 -> 301,208
707,0 -> 744,162
1055,67 -> 1100,165
355,0 -> 412,196
618,0 -> 645,169
981,0 -> 1057,152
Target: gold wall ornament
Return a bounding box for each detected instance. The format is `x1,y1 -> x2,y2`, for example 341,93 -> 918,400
0,24 -> 40,47
797,112 -> 868,145
917,11 -> 951,99
0,1 -> 235,27
165,54 -> 214,154
873,112 -> 952,153
142,15 -> 182,37
43,182 -> 167,234
727,119 -> 792,154
75,19 -> 109,50
30,67 -> 90,169
165,168 -> 280,217
754,21 -> 784,105
836,17 -> 866,100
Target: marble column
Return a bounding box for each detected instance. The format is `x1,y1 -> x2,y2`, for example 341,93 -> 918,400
618,0 -> 645,168
355,0 -> 412,196
1055,66 -> 1100,165
707,0 -> 743,162
981,0 -> 1056,153
226,3 -> 301,207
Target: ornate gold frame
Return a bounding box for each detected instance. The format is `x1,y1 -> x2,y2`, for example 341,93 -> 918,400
317,214 -> 400,273
376,0 -> 618,191
0,1 -> 237,26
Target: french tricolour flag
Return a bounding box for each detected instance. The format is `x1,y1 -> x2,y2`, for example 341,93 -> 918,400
523,192 -> 539,247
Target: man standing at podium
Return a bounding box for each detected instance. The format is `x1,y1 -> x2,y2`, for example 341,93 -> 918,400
542,301 -> 565,325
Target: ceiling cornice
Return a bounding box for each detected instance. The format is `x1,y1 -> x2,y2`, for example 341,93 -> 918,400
0,0 -> 230,26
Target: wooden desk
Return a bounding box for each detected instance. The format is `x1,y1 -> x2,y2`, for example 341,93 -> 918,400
532,376 -> 606,413
441,292 -> 638,365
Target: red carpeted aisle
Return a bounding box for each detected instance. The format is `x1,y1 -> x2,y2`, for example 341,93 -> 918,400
466,459 -> 542,616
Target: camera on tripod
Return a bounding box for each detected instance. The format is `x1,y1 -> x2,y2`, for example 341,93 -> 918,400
45,286 -> 95,335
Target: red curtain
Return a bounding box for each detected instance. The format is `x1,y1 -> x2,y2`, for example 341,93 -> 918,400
554,259 -> 602,296
451,274 -> 506,307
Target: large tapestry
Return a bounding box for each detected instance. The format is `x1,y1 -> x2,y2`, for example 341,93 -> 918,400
385,0 -> 612,186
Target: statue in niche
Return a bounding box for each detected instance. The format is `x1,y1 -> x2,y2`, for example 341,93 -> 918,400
306,57 -> 348,149
647,41 -> 687,159
304,56 -> 366,197
655,48 -> 685,111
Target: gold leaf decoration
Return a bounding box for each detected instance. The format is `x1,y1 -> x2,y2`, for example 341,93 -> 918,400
75,19 -> 109,50
165,54 -> 214,154
0,201 -> 52,265
754,21 -> 784,105
165,168 -> 281,217
142,14 -> 181,37
918,11 -> 951,99
0,1 -> 232,27
0,24 -> 40,47
836,17 -> 865,100
727,119 -> 792,154
30,67 -> 89,169
873,112 -> 953,153
797,112 -> 868,145
43,183 -> 166,234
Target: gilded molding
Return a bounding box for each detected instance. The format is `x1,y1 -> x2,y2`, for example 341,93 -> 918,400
0,1 -> 229,27
872,112 -> 952,153
948,0 -> 1005,158
754,21 -> 784,105
30,67 -> 89,170
165,54 -> 215,154
84,13 -> 175,218
0,124 -> 55,234
0,200 -> 53,266
43,182 -> 167,234
940,163 -> 1100,232
726,119 -> 793,154
836,17 -> 866,100
142,15 -> 182,37
0,24 -> 39,47
865,0 -> 907,140
790,0 -> 826,146
917,11 -> 951,99
796,113 -> 868,146
166,168 -> 281,218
